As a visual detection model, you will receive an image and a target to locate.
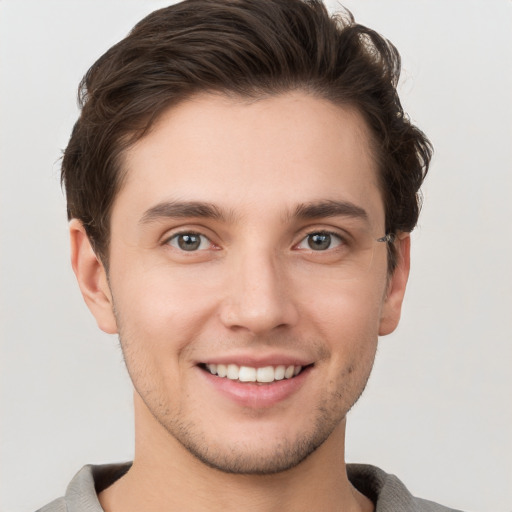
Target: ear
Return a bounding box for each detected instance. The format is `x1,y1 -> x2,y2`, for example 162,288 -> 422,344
69,219 -> 118,334
378,234 -> 411,336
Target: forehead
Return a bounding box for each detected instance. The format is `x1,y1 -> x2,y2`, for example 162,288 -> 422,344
114,91 -> 384,229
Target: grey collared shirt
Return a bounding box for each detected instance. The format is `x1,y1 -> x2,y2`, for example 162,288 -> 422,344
36,462 -> 464,512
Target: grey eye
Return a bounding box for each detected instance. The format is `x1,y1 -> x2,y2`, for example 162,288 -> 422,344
168,233 -> 209,251
308,233 -> 331,250
297,232 -> 343,251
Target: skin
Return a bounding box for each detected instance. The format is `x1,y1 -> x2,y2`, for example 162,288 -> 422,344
70,91 -> 410,512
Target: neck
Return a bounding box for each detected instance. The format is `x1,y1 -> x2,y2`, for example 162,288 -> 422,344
99,394 -> 373,512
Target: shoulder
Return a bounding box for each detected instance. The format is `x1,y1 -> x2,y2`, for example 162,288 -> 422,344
35,497 -> 67,512
414,497 -> 466,512
34,463 -> 132,512
347,463 -> 465,512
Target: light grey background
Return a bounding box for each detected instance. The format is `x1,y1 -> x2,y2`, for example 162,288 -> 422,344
1,1 -> 511,511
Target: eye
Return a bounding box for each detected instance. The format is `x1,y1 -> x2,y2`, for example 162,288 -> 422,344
296,231 -> 344,251
167,232 -> 211,251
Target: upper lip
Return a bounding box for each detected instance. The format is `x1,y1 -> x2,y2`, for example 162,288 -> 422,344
196,352 -> 314,368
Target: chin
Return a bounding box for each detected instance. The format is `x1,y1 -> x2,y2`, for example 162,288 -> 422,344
178,433 -> 323,475
162,403 -> 346,475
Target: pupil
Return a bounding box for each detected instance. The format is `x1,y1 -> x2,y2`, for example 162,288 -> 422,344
178,234 -> 200,251
308,233 -> 330,250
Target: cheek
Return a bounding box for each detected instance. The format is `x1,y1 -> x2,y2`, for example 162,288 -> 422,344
305,277 -> 384,378
306,274 -> 386,336
108,263 -> 229,399
109,271 -> 205,403
111,260 -> 221,333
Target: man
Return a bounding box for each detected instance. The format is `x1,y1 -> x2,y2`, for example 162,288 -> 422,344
37,0 -> 462,510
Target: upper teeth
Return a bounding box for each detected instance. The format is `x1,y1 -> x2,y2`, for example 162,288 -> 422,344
206,363 -> 302,383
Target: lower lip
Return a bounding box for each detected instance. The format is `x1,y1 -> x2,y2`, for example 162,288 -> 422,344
198,366 -> 312,408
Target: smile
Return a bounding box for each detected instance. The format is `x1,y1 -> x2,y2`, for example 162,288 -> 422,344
204,363 -> 303,383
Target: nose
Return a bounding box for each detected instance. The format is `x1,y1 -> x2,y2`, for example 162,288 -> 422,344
219,250 -> 299,335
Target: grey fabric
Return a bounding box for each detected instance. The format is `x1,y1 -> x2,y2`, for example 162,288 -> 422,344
347,464 -> 464,512
36,464 -> 131,512
36,462 -> 464,511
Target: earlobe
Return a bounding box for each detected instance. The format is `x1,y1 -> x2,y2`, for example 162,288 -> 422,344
378,234 -> 411,336
69,219 -> 118,334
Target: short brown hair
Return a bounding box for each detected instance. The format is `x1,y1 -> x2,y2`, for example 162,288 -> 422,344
62,0 -> 432,270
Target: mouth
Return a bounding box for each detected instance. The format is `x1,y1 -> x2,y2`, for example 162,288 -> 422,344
199,363 -> 311,384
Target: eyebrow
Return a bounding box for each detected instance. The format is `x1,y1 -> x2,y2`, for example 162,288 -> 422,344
292,200 -> 368,222
139,199 -> 369,225
139,200 -> 228,224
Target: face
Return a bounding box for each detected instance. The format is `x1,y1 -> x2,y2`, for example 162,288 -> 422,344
73,92 -> 409,474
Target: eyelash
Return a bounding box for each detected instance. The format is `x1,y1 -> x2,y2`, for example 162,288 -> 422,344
163,229 -> 348,252
165,231 -> 215,252
295,230 -> 346,251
